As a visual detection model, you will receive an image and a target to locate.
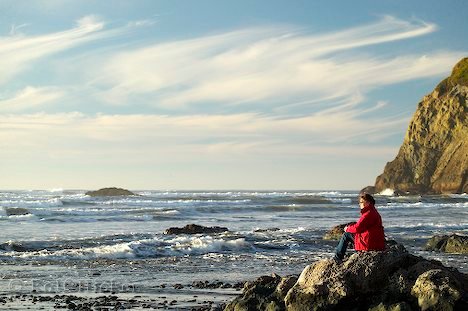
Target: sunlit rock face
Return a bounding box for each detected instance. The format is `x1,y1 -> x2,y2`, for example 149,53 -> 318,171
375,58 -> 468,195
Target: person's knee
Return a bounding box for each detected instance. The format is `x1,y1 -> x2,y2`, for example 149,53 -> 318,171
344,232 -> 354,241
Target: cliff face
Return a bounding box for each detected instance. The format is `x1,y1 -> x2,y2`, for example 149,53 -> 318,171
375,58 -> 468,194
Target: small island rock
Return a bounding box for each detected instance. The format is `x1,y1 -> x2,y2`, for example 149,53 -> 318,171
85,187 -> 135,197
164,224 -> 228,235
4,207 -> 31,216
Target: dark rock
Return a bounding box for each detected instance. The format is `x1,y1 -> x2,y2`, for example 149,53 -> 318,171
225,243 -> 468,311
85,187 -> 135,197
192,281 -> 208,288
425,234 -> 468,254
233,282 -> 245,289
4,207 -> 30,216
323,222 -> 356,240
164,224 -> 228,235
368,302 -> 413,311
284,243 -> 468,311
411,269 -> 463,311
360,186 -> 376,195
374,58 -> 468,195
174,284 -> 184,289
224,274 -> 297,311
254,228 -> 281,233
0,241 -> 27,252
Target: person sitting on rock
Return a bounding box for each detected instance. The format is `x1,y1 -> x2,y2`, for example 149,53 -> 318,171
334,193 -> 385,262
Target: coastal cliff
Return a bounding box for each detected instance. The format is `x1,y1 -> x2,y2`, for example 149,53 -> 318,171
375,58 -> 468,194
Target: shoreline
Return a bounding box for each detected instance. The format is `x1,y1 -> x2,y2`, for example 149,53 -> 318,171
0,282 -> 244,310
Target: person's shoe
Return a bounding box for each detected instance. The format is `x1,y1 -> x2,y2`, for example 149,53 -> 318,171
332,255 -> 342,264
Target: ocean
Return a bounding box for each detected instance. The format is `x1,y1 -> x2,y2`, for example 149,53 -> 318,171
0,190 -> 467,309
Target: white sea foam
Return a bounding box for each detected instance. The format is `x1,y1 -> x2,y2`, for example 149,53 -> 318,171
378,188 -> 395,196
384,202 -> 468,208
5,236 -> 252,260
314,191 -> 343,197
1,214 -> 38,221
0,198 -> 63,208
386,222 -> 468,229
448,193 -> 467,198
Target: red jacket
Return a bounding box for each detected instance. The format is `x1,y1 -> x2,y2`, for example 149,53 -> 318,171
346,203 -> 385,251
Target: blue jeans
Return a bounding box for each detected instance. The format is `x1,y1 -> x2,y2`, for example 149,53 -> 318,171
335,232 -> 355,260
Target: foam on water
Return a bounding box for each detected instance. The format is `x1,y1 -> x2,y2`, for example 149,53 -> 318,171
0,198 -> 63,208
2,235 -> 252,260
378,188 -> 395,196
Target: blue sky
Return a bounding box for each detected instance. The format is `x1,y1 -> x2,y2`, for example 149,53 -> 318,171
1,0 -> 467,190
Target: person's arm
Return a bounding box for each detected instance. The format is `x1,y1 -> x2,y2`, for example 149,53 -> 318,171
346,212 -> 373,234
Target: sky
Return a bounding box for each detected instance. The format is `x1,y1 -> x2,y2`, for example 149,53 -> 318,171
0,0 -> 467,190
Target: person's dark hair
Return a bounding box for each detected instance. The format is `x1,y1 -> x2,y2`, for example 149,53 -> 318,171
360,193 -> 375,205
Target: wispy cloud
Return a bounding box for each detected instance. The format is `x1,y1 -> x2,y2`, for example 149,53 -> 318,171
0,15 -> 110,85
0,86 -> 64,112
0,15 -> 464,178
0,110 -> 406,163
90,15 -> 462,113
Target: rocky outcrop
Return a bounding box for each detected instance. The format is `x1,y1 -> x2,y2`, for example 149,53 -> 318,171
425,234 -> 468,254
85,187 -> 135,197
224,274 -> 298,311
360,186 -> 376,195
225,244 -> 468,311
323,222 -> 356,240
4,207 -> 30,216
164,224 -> 228,235
375,58 -> 468,194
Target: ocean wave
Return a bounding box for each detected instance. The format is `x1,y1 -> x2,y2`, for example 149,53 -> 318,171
0,233 -> 155,253
383,202 -> 468,208
1,236 -> 252,260
1,203 -> 182,221
386,223 -> 468,231
0,214 -> 38,221
448,193 -> 468,199
313,191 -> 346,197
272,196 -> 332,205
329,198 -> 352,204
0,198 -> 63,208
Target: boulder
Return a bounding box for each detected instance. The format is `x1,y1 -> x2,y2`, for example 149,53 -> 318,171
4,207 -> 31,216
411,269 -> 462,311
323,222 -> 356,240
360,186 -> 376,195
425,234 -> 468,254
0,241 -> 27,252
284,244 -> 468,310
85,187 -> 135,197
164,224 -> 228,235
225,243 -> 468,311
368,302 -> 413,311
224,274 -> 298,311
374,58 -> 468,194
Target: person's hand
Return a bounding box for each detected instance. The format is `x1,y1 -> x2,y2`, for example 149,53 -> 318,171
344,226 -> 348,232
